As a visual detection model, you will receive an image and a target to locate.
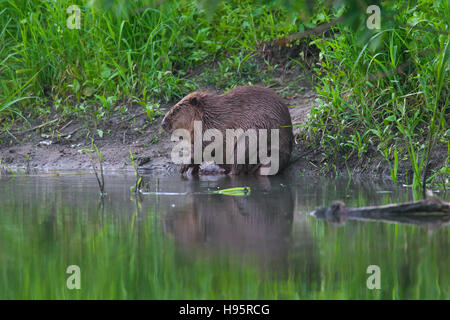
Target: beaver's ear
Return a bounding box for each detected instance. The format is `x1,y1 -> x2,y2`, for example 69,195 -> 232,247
189,95 -> 203,108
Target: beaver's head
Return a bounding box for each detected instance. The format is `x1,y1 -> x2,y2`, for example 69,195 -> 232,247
161,92 -> 205,133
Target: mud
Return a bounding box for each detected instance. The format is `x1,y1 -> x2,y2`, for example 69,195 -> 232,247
1,94 -> 312,171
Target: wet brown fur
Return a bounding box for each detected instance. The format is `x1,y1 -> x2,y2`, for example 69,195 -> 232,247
161,86 -> 293,175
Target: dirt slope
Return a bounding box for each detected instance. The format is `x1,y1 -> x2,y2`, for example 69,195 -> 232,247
0,87 -> 316,174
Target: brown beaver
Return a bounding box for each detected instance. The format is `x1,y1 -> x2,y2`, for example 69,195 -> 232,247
161,86 -> 293,175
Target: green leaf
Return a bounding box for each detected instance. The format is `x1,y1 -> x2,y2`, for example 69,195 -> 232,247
211,187 -> 251,196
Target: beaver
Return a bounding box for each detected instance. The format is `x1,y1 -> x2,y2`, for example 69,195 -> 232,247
161,86 -> 293,175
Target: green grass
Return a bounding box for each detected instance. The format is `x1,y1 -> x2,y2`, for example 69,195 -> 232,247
304,0 -> 449,185
0,0 -> 299,121
0,0 -> 448,186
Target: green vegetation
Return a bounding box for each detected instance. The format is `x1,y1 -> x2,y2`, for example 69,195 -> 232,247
1,1 -> 447,300
306,0 -> 449,188
0,0 -> 448,186
211,186 -> 251,196
82,141 -> 106,195
0,0 -> 300,120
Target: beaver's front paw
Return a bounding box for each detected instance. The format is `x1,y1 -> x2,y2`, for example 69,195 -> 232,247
181,164 -> 199,175
180,164 -> 190,174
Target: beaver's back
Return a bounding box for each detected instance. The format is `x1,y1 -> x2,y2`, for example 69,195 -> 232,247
208,86 -> 293,157
216,86 -> 292,131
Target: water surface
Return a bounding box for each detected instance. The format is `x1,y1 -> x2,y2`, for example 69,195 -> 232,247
0,173 -> 448,299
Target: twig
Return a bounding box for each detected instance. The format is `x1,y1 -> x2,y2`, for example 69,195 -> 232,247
275,16 -> 344,45
59,126 -> 83,137
5,128 -> 18,141
290,146 -> 321,164
57,120 -> 73,133
19,118 -> 59,134
120,111 -> 148,123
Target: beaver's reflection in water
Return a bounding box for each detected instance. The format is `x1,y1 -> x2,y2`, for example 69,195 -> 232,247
161,175 -> 319,281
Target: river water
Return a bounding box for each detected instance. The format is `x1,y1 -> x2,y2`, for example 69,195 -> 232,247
0,173 -> 448,299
